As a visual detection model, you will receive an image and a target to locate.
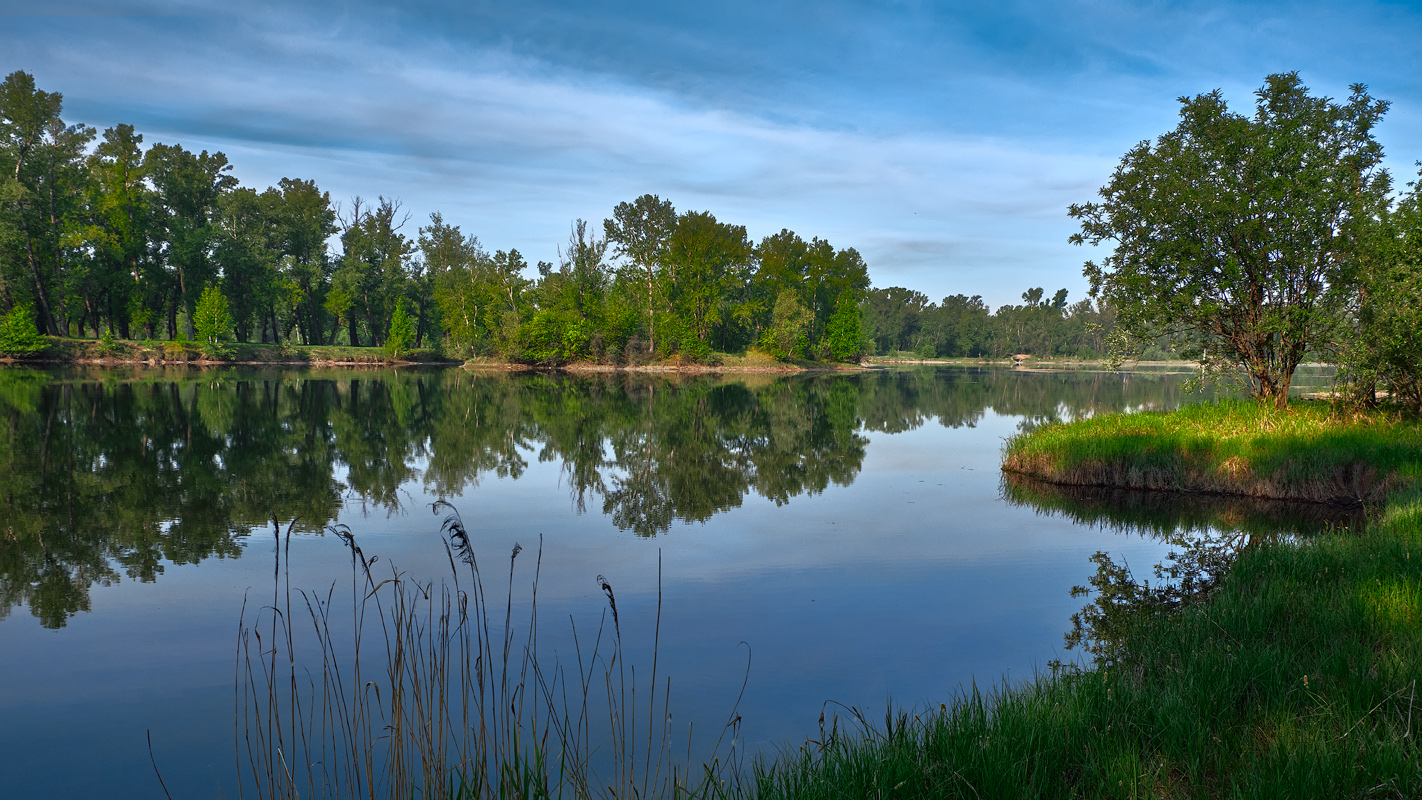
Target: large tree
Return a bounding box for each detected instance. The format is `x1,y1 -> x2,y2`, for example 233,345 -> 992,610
145,142 -> 237,339
1070,72 -> 1391,407
0,71 -> 94,334
604,194 -> 675,352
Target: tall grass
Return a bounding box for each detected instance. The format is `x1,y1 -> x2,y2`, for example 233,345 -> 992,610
236,507 -> 746,799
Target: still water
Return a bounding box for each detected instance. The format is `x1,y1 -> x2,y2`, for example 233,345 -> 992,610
0,364 -> 1345,796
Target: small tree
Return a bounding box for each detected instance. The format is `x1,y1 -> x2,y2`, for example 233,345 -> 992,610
1071,73 -> 1391,407
385,299 -> 415,361
0,303 -> 47,357
825,295 -> 863,362
193,284 -> 234,358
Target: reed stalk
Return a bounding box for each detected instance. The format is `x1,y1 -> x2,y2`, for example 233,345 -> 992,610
235,504 -> 746,799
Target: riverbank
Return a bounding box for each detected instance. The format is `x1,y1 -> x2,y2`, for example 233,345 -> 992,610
751,401 -> 1422,798
2,336 -> 460,367
3,335 -> 871,373
1002,400 -> 1422,506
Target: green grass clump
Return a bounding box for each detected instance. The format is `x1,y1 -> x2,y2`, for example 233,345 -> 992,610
1002,400 -> 1422,505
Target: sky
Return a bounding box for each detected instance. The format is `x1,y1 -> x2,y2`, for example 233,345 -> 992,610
4,0 -> 1422,308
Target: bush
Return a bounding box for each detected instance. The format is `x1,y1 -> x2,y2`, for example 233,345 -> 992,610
0,303 -> 46,357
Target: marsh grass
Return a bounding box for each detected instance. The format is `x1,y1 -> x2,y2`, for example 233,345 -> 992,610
236,508 -> 746,799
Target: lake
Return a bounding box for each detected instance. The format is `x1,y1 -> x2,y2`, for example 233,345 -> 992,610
0,364 -> 1350,797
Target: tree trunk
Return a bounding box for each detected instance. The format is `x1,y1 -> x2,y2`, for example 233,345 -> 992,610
18,217 -> 58,335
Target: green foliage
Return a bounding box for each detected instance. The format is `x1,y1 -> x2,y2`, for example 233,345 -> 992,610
0,303 -> 47,356
96,329 -> 127,357
0,69 -> 1266,370
825,296 -> 862,361
761,289 -> 811,359
384,298 -> 415,360
1336,170 -> 1422,411
1072,73 -> 1392,407
193,283 -> 233,357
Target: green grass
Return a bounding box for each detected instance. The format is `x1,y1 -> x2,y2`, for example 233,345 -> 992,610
1002,400 -> 1422,505
748,401 -> 1422,799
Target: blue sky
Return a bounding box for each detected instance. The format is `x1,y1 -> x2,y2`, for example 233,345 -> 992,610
4,0 -> 1422,307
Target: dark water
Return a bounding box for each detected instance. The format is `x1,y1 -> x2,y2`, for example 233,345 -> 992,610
0,364 -> 1341,796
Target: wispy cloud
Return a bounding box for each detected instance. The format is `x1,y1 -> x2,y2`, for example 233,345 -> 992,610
4,1 -> 1421,306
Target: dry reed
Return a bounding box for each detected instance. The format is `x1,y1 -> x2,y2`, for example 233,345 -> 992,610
235,506 -> 747,799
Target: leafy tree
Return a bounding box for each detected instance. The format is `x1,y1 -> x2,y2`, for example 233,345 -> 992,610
664,210 -> 751,352
1071,73 -> 1391,407
214,185 -> 281,342
422,211 -> 486,353
604,194 -> 676,353
145,142 -> 236,340
0,71 -> 95,335
85,123 -> 153,339
825,294 -> 863,361
385,298 -> 414,360
863,287 -> 928,354
271,178 -> 337,345
0,302 -> 45,355
1337,171 -> 1422,410
335,196 -> 412,347
762,289 -> 812,359
192,283 -> 232,357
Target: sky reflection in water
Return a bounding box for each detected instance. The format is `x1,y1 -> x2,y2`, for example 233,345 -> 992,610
0,364 -> 1337,797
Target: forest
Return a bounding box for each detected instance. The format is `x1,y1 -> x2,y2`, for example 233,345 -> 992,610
0,70 -> 1119,364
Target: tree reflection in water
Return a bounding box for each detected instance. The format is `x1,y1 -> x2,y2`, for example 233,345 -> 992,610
0,364 -> 1200,628
1002,473 -> 1366,666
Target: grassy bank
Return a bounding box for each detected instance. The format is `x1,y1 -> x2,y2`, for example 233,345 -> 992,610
1002,400 -> 1422,506
10,335 -> 456,365
750,402 -> 1422,799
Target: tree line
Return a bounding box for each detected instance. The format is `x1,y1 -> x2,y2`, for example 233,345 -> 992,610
861,285 -> 1119,359
1,70 -> 1128,364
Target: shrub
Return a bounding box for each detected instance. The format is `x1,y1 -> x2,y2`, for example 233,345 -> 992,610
0,303 -> 46,357
385,300 -> 415,361
193,284 -> 235,358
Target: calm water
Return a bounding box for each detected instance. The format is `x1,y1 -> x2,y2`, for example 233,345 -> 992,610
0,364 -> 1344,797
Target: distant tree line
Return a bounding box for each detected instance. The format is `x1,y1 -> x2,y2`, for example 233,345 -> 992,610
860,285 -> 1118,359
0,70 -> 1131,364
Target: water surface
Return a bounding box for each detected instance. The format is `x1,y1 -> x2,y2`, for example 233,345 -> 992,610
0,364 -> 1338,796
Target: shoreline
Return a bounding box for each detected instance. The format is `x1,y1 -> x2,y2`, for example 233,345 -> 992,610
754,400 -> 1422,797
